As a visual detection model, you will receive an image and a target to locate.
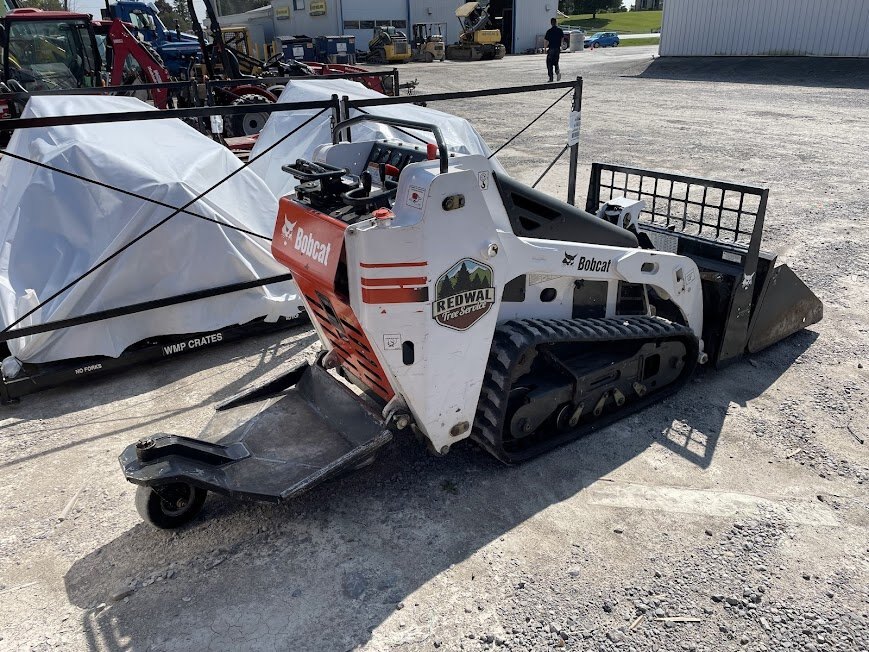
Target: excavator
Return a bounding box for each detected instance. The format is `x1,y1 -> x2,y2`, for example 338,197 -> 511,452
118,114 -> 822,528
446,1 -> 506,61
92,17 -> 174,109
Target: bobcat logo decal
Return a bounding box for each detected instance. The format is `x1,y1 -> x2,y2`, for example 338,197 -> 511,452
281,217 -> 296,245
562,252 -> 577,266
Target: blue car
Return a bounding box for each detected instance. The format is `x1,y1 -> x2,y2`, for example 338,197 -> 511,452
584,32 -> 620,48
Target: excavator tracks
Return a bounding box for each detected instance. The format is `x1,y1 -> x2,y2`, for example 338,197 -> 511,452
472,317 -> 700,463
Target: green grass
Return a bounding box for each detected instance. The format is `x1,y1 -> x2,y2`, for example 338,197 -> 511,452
618,37 -> 660,47
559,10 -> 662,34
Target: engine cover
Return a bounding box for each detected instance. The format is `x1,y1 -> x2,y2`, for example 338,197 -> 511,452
272,198 -> 396,403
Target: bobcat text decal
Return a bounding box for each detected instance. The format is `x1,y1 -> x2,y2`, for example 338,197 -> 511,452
564,254 -> 613,273
294,226 -> 332,266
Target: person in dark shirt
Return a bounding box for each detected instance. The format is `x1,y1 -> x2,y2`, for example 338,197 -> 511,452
544,17 -> 564,82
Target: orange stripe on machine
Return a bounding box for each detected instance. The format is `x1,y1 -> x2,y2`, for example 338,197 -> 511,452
361,276 -> 428,287
360,261 -> 428,269
361,286 -> 430,304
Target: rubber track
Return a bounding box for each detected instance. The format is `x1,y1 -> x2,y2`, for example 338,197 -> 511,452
472,316 -> 699,464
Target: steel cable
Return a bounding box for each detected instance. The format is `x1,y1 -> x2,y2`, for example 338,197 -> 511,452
487,86 -> 573,159
0,149 -> 272,241
353,86 -> 573,162
0,106 -> 330,334
532,144 -> 570,188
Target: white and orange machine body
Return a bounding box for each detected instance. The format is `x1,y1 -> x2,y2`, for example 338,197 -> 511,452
272,118 -> 706,458
121,114 -> 820,528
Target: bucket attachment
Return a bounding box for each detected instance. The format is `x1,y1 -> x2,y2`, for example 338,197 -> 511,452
586,163 -> 822,367
119,361 -> 391,526
746,264 -> 823,354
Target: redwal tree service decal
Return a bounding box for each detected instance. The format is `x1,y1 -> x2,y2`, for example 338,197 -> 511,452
432,258 -> 495,330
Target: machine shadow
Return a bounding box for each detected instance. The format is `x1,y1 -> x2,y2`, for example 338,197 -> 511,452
633,57 -> 869,90
0,326 -> 319,471
63,330 -> 817,652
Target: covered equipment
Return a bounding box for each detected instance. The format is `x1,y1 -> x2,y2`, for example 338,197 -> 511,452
0,95 -> 304,373
248,78 -> 497,200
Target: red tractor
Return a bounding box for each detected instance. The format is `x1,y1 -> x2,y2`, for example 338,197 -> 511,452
1,5 -> 101,94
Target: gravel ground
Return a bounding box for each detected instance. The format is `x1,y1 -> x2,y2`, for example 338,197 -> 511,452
0,48 -> 867,652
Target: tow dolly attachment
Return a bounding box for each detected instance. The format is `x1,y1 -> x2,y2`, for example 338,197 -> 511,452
121,115 -> 821,528
122,361 -> 391,527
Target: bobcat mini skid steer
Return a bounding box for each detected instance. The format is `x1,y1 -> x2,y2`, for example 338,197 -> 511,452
121,115 -> 822,528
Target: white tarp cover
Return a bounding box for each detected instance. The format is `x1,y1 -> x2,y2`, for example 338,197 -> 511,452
0,95 -> 301,364
249,79 -> 501,199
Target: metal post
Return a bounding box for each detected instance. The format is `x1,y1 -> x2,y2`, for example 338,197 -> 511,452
190,78 -> 204,135
339,94 -> 352,142
204,80 -> 222,143
332,94 -> 343,142
392,68 -> 400,97
566,76 -> 583,206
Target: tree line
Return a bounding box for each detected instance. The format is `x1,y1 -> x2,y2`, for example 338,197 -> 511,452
558,0 -> 624,19
13,0 -> 267,29
440,262 -> 492,299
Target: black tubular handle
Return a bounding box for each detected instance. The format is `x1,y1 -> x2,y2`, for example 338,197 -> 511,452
332,114 -> 449,174
281,159 -> 347,181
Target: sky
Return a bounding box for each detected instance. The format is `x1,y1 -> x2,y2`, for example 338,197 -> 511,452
70,0 -> 633,26
73,0 -> 208,22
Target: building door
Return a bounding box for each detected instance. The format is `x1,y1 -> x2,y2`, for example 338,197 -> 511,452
489,0 -> 514,54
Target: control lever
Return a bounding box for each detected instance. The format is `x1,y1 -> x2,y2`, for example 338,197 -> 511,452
341,172 -> 398,210
281,159 -> 348,183
281,158 -> 359,203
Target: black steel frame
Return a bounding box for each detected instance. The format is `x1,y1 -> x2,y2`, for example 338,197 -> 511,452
0,80 -> 584,401
586,163 -> 767,251
0,70 -> 402,107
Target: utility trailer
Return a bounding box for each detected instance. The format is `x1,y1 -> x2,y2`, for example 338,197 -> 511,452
119,113 -> 821,528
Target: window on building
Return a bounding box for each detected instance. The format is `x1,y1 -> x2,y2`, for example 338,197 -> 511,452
392,19 -> 406,28
292,0 -> 304,9
375,19 -> 391,26
360,20 -> 375,29
343,20 -> 360,29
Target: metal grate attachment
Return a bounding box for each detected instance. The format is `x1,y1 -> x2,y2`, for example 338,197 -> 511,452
586,164 -> 768,251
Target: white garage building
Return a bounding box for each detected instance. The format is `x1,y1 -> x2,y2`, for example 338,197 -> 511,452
660,0 -> 869,57
217,0 -> 556,56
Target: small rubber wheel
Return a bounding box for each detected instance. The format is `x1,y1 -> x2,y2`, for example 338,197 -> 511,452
135,483 -> 207,529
